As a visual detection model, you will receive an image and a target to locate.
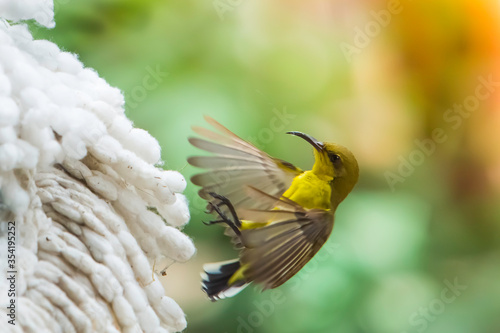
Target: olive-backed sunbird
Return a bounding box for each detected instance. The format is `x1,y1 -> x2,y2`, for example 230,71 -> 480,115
188,116 -> 359,301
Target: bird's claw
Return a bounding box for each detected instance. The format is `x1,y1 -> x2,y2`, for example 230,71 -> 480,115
203,219 -> 225,226
204,194 -> 242,236
207,192 -> 242,228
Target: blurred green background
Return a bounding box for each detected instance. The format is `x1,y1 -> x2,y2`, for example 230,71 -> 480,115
32,0 -> 500,332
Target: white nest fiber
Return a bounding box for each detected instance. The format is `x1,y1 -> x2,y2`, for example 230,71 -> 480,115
0,1 -> 195,332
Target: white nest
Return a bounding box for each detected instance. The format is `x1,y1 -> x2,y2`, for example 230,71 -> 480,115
0,1 -> 195,332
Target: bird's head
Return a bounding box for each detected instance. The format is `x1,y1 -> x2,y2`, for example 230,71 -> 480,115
287,131 -> 359,207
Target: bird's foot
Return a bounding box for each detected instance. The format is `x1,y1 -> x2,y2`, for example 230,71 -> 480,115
208,192 -> 242,228
202,219 -> 225,226
206,196 -> 241,236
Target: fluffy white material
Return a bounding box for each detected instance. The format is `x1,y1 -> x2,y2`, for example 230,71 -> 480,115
0,2 -> 195,332
0,0 -> 54,28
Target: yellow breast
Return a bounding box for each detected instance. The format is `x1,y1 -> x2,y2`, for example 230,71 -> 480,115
282,171 -> 332,210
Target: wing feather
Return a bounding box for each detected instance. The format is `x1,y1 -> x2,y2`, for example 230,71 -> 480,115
188,155 -> 275,169
240,209 -> 334,289
244,239 -> 310,286
188,116 -> 302,213
188,138 -> 257,158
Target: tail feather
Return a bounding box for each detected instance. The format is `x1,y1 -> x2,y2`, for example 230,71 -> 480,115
202,259 -> 248,301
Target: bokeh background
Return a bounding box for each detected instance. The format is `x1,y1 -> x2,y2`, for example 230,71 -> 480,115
31,0 -> 500,332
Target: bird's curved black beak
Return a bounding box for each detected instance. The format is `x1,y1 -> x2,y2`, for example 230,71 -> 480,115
286,131 -> 324,152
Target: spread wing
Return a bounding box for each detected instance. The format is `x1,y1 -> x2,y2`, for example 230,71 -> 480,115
188,116 -> 302,213
239,191 -> 334,289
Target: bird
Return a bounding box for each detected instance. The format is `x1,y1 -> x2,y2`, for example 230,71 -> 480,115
188,116 -> 359,301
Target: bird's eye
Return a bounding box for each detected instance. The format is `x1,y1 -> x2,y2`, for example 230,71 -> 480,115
329,153 -> 341,164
